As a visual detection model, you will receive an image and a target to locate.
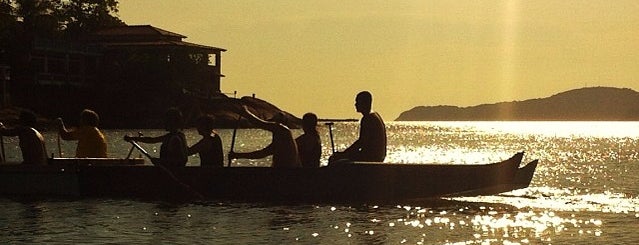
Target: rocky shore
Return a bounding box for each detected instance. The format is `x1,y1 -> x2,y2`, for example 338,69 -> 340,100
0,96 -> 302,130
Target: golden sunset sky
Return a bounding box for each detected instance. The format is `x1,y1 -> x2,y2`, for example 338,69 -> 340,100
119,1 -> 639,120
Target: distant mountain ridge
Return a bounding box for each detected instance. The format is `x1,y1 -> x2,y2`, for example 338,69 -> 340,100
395,87 -> 639,121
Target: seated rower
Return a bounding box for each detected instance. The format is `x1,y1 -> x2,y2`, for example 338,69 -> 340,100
329,91 -> 387,164
124,108 -> 188,167
0,110 -> 48,165
188,115 -> 224,167
56,109 -> 107,158
228,105 -> 301,168
295,113 -> 321,168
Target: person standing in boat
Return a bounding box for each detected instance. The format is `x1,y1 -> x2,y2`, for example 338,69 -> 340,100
295,112 -> 321,167
0,110 -> 48,165
188,115 -> 224,167
124,108 -> 188,167
56,109 -> 108,158
329,91 -> 387,164
228,105 -> 301,168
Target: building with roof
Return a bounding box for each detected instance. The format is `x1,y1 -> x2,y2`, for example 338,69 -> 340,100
87,25 -> 226,96
9,25 -> 227,127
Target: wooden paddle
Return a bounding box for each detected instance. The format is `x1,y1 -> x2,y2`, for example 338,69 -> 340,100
227,115 -> 241,167
0,135 -> 5,164
57,134 -> 62,157
127,140 -> 204,200
325,122 -> 336,154
125,132 -> 143,159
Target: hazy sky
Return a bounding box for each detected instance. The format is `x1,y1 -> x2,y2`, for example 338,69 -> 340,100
118,1 -> 639,120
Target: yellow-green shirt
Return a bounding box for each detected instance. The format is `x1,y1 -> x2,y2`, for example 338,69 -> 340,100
64,126 -> 108,158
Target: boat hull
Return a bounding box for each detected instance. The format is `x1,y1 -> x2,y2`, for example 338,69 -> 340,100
447,159 -> 538,197
0,158 -> 144,197
0,153 -> 533,203
0,165 -> 80,196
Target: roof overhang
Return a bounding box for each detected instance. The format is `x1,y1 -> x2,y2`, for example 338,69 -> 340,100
94,40 -> 226,53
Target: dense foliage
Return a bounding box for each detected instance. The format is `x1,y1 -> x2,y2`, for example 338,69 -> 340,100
0,0 -> 123,62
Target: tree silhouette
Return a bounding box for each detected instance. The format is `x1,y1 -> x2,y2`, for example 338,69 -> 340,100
0,0 -> 122,45
59,0 -> 124,39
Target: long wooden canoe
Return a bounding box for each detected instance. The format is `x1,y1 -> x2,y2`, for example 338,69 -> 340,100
445,159 -> 538,197
0,153 -> 535,203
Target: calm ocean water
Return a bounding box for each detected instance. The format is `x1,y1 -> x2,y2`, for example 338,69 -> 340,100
1,121 -> 638,244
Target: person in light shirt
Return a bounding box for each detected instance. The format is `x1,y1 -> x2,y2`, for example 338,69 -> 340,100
57,109 -> 108,158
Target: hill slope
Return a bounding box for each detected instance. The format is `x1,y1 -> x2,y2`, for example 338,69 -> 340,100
396,87 -> 639,121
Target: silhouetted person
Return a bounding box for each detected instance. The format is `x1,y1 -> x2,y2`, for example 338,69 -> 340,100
329,91 -> 386,163
188,115 -> 224,167
56,109 -> 108,158
0,110 -> 48,165
295,112 -> 321,167
228,105 -> 301,168
124,108 -> 188,167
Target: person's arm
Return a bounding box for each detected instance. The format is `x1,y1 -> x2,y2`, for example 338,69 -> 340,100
343,139 -> 361,154
212,134 -> 224,166
56,118 -> 77,140
329,118 -> 363,162
342,119 -> 365,154
229,143 -> 273,160
188,139 -> 204,156
124,134 -> 165,144
0,123 -> 20,136
238,105 -> 279,132
311,135 -> 322,166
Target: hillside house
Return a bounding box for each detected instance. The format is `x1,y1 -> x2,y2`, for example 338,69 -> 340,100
86,25 -> 226,98
9,25 -> 227,127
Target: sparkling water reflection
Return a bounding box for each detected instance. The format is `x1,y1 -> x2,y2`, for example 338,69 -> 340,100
1,121 -> 638,243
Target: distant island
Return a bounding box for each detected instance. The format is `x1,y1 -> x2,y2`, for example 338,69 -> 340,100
395,87 -> 639,121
